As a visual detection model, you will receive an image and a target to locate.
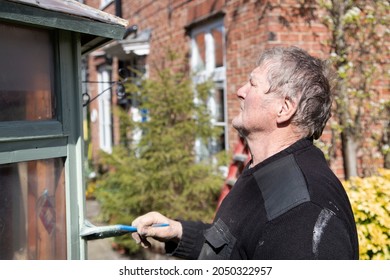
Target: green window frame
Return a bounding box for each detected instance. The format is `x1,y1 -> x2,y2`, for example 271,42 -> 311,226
0,23 -> 86,260
0,0 -> 126,260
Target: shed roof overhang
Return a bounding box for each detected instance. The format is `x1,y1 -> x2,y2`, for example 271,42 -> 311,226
0,0 -> 128,54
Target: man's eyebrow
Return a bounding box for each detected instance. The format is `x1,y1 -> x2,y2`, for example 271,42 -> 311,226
249,73 -> 256,85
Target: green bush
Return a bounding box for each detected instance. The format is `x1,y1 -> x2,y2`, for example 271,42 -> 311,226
343,169 -> 390,259
94,52 -> 224,254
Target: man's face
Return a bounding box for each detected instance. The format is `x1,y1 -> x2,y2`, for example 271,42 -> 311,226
232,64 -> 280,137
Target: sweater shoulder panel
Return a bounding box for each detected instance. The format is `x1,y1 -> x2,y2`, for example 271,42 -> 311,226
253,154 -> 310,220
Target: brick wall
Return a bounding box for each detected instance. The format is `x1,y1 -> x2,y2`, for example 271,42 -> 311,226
84,0 -> 387,179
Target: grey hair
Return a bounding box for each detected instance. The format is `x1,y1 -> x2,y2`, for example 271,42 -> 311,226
257,46 -> 336,139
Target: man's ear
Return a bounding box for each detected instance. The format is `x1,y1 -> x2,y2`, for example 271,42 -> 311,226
276,97 -> 297,124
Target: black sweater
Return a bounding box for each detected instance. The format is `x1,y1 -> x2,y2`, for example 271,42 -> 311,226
166,138 -> 359,259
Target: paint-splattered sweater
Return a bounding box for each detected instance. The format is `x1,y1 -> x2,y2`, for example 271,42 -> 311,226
166,138 -> 359,259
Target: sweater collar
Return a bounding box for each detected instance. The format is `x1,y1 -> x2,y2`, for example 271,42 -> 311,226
242,137 -> 313,176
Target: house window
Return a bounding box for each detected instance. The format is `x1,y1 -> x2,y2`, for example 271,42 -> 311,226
97,68 -> 113,154
100,0 -> 114,9
191,19 -> 227,159
0,22 -> 55,122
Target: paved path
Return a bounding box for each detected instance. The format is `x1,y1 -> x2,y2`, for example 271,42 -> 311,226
85,199 -> 129,260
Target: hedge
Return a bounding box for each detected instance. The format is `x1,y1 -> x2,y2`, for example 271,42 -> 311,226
343,169 -> 390,259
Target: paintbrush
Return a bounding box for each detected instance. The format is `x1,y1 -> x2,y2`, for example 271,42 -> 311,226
80,220 -> 169,240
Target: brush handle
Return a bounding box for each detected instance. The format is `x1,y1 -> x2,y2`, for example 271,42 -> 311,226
117,223 -> 169,232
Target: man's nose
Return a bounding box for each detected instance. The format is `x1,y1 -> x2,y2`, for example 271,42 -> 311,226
237,83 -> 249,98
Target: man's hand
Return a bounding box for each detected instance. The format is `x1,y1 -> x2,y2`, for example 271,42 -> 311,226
131,211 -> 183,248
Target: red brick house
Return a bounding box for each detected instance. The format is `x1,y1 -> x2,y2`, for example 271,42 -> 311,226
82,0 -> 387,180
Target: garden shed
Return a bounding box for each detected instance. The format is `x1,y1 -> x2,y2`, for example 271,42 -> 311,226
0,0 -> 127,259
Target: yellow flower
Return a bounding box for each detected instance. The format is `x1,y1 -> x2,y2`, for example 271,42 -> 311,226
344,169 -> 390,260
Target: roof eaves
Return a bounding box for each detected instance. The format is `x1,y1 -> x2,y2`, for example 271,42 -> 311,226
6,0 -> 128,26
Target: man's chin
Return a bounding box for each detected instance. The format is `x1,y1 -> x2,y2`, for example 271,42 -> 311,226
232,121 -> 248,137
232,119 -> 240,130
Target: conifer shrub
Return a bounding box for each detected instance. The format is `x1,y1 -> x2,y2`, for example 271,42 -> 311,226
93,52 -> 225,254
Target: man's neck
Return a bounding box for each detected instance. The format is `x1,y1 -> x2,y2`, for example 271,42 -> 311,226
246,131 -> 302,167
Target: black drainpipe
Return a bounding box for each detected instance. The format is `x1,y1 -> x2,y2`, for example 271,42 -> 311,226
115,0 -> 122,18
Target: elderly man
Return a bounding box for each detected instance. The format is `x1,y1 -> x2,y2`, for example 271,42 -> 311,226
131,46 -> 359,260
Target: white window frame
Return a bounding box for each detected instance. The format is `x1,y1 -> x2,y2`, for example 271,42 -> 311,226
100,0 -> 114,10
97,69 -> 112,154
190,19 -> 228,159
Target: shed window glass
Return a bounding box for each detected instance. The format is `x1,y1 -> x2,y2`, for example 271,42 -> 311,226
0,22 -> 55,122
0,158 -> 66,260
